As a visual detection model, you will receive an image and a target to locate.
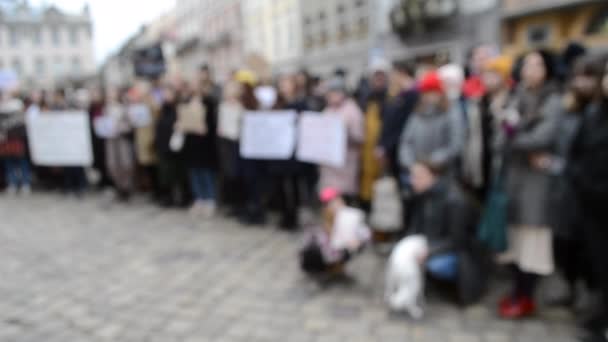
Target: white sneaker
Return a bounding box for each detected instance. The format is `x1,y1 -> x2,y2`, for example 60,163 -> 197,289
203,201 -> 216,218
189,200 -> 206,217
20,185 -> 32,196
5,186 -> 17,196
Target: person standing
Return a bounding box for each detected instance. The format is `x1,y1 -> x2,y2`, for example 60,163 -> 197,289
319,77 -> 364,203
217,80 -> 246,216
88,89 -> 112,190
377,61 -> 419,178
0,91 -> 30,195
359,60 -> 390,209
129,86 -> 161,200
568,55 -> 608,342
104,89 -> 136,201
177,82 -> 218,217
496,50 -> 562,319
461,56 -> 513,200
539,55 -> 601,308
155,85 -> 187,207
398,71 -> 464,180
271,74 -> 310,230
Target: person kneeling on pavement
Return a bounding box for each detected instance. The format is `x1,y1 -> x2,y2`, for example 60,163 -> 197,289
407,162 -> 487,305
299,187 -> 371,277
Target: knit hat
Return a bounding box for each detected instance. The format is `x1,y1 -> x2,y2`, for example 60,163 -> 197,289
320,187 -> 341,204
235,69 -> 257,87
484,56 -> 514,80
418,71 -> 444,93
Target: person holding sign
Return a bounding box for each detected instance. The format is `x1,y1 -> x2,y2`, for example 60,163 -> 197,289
104,89 -> 136,201
177,82 -> 219,218
270,74 -> 311,230
319,77 -> 364,203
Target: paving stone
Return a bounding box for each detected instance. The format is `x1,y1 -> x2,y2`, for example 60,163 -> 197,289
0,193 -> 578,341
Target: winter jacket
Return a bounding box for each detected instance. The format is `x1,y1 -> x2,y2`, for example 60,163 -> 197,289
319,98 -> 364,196
503,83 -> 562,228
398,104 -> 464,171
568,103 -> 608,225
181,96 -> 218,169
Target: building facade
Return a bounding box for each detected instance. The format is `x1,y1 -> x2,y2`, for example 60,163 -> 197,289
0,2 -> 95,89
502,0 -> 608,55
299,0 -> 377,84
380,0 -> 500,66
200,0 -> 244,82
242,0 -> 303,76
174,0 -> 207,78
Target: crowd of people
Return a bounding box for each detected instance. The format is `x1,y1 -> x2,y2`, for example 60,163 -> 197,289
1,42 -> 607,341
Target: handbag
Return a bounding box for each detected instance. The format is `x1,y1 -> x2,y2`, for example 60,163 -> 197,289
370,176 -> 403,232
169,131 -> 185,152
477,154 -> 509,253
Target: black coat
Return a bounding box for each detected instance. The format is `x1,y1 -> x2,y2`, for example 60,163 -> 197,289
568,103 -> 608,228
182,96 -> 218,169
378,88 -> 419,174
155,102 -> 178,157
409,180 -> 488,305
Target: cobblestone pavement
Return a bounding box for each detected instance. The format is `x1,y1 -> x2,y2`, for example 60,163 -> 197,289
0,194 -> 578,341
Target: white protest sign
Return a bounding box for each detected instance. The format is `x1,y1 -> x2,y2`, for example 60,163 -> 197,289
240,111 -> 296,159
27,111 -> 93,167
93,115 -> 117,138
296,112 -> 346,167
127,103 -> 152,128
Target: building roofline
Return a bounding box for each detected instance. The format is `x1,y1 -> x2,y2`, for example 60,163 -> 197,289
502,0 -> 604,19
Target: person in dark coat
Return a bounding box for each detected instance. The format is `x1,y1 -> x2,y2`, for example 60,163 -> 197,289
270,74 -> 311,230
378,60 -> 419,178
568,55 -> 608,342
535,55 -> 603,307
497,49 -> 562,319
177,83 -> 219,217
408,162 -> 486,305
155,86 -> 187,207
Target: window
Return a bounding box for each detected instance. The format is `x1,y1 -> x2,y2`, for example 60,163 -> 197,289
356,17 -> 369,38
304,34 -> 314,49
587,8 -> 608,35
355,0 -> 365,8
70,27 -> 79,45
304,16 -> 311,26
337,23 -> 350,43
35,57 -> 45,75
460,0 -> 495,15
33,27 -> 42,45
319,30 -> 328,47
527,25 -> 551,46
9,27 -> 18,47
54,57 -> 63,75
71,56 -> 81,74
337,4 -> 345,14
52,27 -> 61,46
319,11 -> 326,21
12,59 -> 22,75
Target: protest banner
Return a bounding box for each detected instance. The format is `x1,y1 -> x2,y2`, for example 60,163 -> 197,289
127,103 -> 152,128
27,111 -> 93,167
296,112 -> 346,167
240,111 -> 296,160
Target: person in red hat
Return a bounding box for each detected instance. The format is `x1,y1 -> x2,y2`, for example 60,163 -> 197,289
397,71 -> 465,184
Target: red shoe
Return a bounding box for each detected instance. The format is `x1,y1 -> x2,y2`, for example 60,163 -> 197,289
499,295 -> 513,309
499,296 -> 536,319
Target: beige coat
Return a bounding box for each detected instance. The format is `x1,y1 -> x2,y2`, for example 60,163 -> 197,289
319,99 -> 364,196
134,98 -> 161,166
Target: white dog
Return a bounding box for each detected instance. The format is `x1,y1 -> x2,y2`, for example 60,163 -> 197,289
385,235 -> 429,319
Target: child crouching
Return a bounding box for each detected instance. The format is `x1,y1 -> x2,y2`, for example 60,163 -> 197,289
299,187 -> 370,277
